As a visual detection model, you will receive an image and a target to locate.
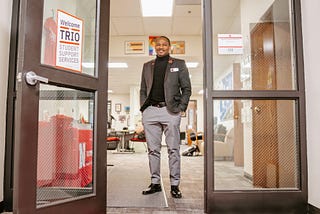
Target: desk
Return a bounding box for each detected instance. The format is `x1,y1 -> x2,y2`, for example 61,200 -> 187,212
113,130 -> 134,153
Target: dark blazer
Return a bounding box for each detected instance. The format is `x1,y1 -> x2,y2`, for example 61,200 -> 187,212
140,56 -> 192,113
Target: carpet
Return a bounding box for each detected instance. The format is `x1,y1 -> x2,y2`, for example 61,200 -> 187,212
107,164 -> 168,208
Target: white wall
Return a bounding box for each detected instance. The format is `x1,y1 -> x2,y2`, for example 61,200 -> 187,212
109,35 -> 203,58
301,0 -> 320,209
0,0 -> 13,202
108,35 -> 203,95
109,35 -> 204,133
108,94 -> 130,130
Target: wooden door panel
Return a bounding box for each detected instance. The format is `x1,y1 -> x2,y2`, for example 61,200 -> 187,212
251,22 -> 296,188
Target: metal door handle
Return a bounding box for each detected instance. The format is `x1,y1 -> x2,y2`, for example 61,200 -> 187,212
25,71 -> 48,86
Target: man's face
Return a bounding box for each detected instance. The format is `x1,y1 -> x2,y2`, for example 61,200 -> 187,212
155,38 -> 170,57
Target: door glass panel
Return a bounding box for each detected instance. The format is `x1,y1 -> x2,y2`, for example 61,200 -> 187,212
41,0 -> 97,76
212,0 -> 296,90
37,84 -> 94,207
213,99 -> 299,190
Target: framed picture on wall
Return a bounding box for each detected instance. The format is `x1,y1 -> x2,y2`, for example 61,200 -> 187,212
115,103 -> 121,113
125,41 -> 145,54
149,36 -> 160,56
171,41 -> 185,54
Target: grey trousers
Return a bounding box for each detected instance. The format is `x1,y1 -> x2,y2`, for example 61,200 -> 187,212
142,106 -> 181,186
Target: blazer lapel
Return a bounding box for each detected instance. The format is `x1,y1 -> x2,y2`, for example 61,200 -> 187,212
165,57 -> 174,82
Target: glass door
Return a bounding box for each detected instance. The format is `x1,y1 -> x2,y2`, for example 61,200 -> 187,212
203,0 -> 307,212
13,0 -> 109,213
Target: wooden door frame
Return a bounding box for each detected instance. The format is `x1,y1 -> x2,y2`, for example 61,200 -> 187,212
4,0 -> 22,211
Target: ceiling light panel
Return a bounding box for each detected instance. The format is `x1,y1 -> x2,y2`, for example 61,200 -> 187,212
141,0 -> 173,17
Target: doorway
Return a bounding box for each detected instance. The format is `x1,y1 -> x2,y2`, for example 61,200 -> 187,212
106,0 -> 307,213
106,0 -> 205,212
4,0 -> 307,213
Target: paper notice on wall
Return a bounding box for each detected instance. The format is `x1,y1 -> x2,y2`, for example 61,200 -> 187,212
218,34 -> 243,55
56,10 -> 83,72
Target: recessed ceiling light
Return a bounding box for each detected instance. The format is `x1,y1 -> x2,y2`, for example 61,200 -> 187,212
141,0 -> 173,17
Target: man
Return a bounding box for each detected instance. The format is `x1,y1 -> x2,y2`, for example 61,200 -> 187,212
140,36 -> 192,198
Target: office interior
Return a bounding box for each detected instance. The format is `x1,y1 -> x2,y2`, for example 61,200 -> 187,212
1,0 -> 320,213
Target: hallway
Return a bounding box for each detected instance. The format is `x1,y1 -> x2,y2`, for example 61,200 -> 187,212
106,144 -> 204,213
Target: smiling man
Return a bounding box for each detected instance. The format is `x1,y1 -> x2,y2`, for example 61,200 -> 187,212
139,36 -> 192,198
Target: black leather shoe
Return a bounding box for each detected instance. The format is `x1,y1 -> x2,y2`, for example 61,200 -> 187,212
142,183 -> 162,195
171,185 -> 182,198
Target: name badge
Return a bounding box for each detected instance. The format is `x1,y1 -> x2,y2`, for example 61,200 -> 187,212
170,68 -> 179,72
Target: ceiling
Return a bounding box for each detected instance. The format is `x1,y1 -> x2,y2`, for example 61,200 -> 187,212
110,0 -> 202,36
108,0 -> 203,95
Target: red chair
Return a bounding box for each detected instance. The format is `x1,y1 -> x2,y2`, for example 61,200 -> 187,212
129,132 -> 147,152
106,136 -> 120,150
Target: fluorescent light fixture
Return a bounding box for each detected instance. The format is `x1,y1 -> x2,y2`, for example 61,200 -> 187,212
82,62 -> 128,68
108,90 -> 113,93
141,0 -> 173,17
186,62 -> 199,68
108,62 -> 128,68
198,89 -> 204,94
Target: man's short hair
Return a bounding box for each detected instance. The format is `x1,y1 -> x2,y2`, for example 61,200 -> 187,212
156,36 -> 171,46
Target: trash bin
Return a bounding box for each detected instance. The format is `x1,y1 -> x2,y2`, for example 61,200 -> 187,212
51,114 -> 81,187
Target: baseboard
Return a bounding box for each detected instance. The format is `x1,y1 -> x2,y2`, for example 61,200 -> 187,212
309,204 -> 320,214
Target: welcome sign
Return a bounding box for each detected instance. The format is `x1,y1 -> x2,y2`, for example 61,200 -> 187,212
56,10 -> 83,72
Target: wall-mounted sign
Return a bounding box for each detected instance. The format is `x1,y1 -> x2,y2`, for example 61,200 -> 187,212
218,34 -> 243,55
56,10 -> 83,72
